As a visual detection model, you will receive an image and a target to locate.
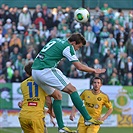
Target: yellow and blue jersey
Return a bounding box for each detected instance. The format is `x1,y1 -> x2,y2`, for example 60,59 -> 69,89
19,76 -> 47,118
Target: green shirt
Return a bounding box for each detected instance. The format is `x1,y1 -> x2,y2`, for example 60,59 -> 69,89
32,38 -> 79,70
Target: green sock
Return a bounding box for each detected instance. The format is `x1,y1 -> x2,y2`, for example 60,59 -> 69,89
70,91 -> 91,120
53,100 -> 64,129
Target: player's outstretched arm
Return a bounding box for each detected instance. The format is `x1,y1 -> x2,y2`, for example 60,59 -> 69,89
73,62 -> 106,74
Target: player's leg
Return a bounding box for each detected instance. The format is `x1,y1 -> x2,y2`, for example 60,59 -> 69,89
32,69 -> 76,132
19,117 -> 33,133
86,125 -> 100,133
77,122 -> 87,133
62,84 -> 91,120
63,84 -> 103,125
50,89 -> 65,129
31,117 -> 47,133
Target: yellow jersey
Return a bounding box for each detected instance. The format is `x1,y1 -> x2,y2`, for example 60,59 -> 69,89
19,76 -> 47,119
79,89 -> 112,123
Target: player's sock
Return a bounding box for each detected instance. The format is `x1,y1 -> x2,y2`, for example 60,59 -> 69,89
53,100 -> 64,129
70,91 -> 91,120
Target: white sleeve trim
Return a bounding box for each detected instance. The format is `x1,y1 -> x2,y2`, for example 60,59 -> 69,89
63,46 -> 78,61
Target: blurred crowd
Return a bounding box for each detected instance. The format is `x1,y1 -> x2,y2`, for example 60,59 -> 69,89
0,3 -> 133,85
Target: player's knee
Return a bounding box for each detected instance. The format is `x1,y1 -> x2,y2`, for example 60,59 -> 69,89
54,93 -> 62,100
63,84 -> 77,94
51,90 -> 62,100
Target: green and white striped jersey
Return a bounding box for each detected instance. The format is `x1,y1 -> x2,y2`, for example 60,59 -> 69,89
32,38 -> 79,70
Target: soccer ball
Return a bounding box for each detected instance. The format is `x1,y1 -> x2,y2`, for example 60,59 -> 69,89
74,8 -> 89,23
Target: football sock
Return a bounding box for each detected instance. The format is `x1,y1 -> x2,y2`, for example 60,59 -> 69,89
53,100 -> 64,129
70,91 -> 91,120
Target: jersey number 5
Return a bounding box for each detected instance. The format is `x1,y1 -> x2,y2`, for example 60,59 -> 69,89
27,82 -> 38,98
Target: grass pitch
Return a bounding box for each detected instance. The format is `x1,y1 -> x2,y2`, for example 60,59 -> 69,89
0,127 -> 132,133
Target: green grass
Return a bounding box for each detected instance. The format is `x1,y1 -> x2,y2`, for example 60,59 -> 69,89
0,127 -> 133,133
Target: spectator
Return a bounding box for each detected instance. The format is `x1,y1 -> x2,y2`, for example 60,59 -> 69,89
107,33 -> 117,47
9,32 -> 22,51
18,7 -> 31,29
65,6 -> 74,28
108,72 -> 121,85
124,72 -> 133,86
34,12 -> 46,30
101,3 -> 110,16
106,63 -> 113,81
45,11 -> 54,30
42,3 -> 50,19
58,24 -> 71,39
9,46 -> 21,63
100,40 -> 110,57
110,41 -> 118,58
25,53 -> 34,65
1,41 -> 10,62
99,27 -> 110,44
107,23 -> 114,34
0,74 -> 6,83
105,53 -> 116,69
14,53 -> 24,77
84,26 -> 96,49
127,56 -> 133,73
4,18 -> 12,30
93,58 -> 102,69
117,41 -> 127,62
69,64 -> 79,78
126,31 -> 133,59
0,52 -> 5,75
82,41 -> 93,66
4,61 -> 14,82
32,4 -> 43,22
0,27 -> 4,46
117,53 -> 128,84
11,69 -> 22,82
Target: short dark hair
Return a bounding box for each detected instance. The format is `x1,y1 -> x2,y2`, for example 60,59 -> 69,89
91,77 -> 103,84
68,33 -> 86,45
24,62 -> 33,76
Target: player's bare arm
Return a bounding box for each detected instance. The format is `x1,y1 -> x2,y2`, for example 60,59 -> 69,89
69,106 -> 77,121
73,61 -> 106,74
98,108 -> 113,121
45,96 -> 55,118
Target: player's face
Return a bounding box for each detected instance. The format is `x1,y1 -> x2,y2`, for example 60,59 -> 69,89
93,79 -> 102,91
73,43 -> 83,51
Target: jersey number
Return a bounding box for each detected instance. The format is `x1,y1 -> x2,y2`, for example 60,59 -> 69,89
27,82 -> 38,98
41,41 -> 56,52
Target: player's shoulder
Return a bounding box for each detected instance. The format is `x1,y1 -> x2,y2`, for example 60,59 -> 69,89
100,90 -> 109,98
21,77 -> 33,84
80,89 -> 92,95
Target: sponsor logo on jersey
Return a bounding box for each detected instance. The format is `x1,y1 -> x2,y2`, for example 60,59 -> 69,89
28,102 -> 37,106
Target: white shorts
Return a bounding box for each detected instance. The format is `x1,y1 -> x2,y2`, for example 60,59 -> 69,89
32,68 -> 70,95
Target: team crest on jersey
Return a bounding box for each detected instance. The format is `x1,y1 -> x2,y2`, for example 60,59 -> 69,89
87,96 -> 90,98
97,97 -> 102,101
